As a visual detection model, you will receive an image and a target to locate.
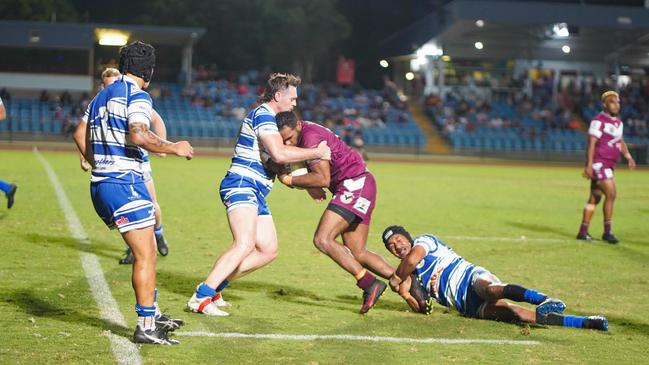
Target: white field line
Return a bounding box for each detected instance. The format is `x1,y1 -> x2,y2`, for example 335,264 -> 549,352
177,331 -> 540,346
35,148 -> 142,365
445,235 -> 575,243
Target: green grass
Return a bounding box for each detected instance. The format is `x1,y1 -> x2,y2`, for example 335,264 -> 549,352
1,149 -> 648,364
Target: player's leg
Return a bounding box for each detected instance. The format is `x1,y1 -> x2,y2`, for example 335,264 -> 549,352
228,214 -> 278,280
597,179 -> 619,243
480,300 -> 535,323
341,223 -> 394,279
187,206 -> 258,316
472,271 -> 565,316
577,179 -> 602,240
145,177 -> 169,255
314,208 -> 387,314
0,179 -> 17,209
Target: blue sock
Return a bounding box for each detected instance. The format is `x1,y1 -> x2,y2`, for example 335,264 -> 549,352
135,304 -> 156,330
563,315 -> 586,329
154,225 -> 163,237
0,180 -> 10,194
215,279 -> 229,294
196,282 -> 216,298
523,289 -> 547,305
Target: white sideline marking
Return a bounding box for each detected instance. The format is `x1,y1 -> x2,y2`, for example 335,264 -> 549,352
446,235 -> 575,243
35,148 -> 142,365
177,331 -> 540,345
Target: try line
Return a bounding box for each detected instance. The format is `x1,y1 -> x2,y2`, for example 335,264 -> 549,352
35,148 -> 142,365
177,331 -> 540,346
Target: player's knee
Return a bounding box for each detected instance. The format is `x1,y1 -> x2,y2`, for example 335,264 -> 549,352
484,285 -> 502,302
313,234 -> 332,253
232,240 -> 255,254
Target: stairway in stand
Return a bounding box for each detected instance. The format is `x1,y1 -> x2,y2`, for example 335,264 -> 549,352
407,101 -> 450,154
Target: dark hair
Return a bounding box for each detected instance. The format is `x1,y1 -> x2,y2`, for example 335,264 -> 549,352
276,111 -> 298,130
119,41 -> 156,83
259,73 -> 301,103
382,225 -> 413,247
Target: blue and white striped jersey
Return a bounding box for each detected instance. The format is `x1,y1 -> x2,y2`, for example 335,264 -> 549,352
227,103 -> 279,186
87,75 -> 152,184
413,234 -> 477,315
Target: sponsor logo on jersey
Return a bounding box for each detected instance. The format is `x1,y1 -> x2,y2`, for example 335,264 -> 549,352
340,191 -> 354,204
115,216 -> 130,226
353,196 -> 371,214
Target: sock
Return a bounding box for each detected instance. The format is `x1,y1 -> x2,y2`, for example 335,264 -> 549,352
503,284 -> 547,304
0,180 -> 10,194
135,304 -> 156,331
562,315 -> 587,329
604,220 -> 612,235
578,221 -> 589,236
153,288 -> 161,317
215,279 -> 229,294
196,282 -> 216,299
154,225 -> 164,238
356,271 -> 375,291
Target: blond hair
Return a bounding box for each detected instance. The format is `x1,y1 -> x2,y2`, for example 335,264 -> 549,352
101,67 -> 121,79
601,90 -> 619,103
259,73 -> 301,103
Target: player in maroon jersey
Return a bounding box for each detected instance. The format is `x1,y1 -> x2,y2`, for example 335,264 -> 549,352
577,91 -> 635,244
275,111 -> 395,314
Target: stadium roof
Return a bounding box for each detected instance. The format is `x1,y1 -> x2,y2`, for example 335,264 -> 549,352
0,20 -> 205,50
381,0 -> 649,66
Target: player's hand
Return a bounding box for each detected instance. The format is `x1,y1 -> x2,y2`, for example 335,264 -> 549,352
582,166 -> 593,179
627,156 -> 636,170
80,158 -> 91,172
174,141 -> 194,160
307,187 -> 326,202
278,173 -> 293,187
389,273 -> 402,292
156,153 -> 167,158
316,141 -> 331,161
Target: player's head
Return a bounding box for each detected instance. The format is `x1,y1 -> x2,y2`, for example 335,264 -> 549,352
382,225 -> 414,259
601,90 -> 620,116
259,73 -> 301,112
276,111 -> 302,146
118,41 -> 155,88
100,68 -> 121,89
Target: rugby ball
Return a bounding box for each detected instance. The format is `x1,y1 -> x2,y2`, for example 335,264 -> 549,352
288,162 -> 308,177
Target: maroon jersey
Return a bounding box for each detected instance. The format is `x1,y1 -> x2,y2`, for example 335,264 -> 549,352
589,112 -> 624,167
299,121 -> 367,192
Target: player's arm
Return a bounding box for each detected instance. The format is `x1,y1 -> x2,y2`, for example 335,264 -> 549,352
129,122 -> 193,159
0,103 -> 6,121
389,245 -> 427,291
620,139 -> 636,170
396,275 -> 423,312
261,133 -> 330,164
150,109 -> 168,157
280,159 -> 331,189
584,119 -> 601,178
72,119 -> 91,171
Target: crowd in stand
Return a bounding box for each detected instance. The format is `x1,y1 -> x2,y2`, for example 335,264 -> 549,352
426,74 -> 649,141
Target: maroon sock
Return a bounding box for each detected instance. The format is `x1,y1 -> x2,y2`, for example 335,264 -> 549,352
578,221 -> 589,236
356,272 -> 375,291
604,220 -> 612,234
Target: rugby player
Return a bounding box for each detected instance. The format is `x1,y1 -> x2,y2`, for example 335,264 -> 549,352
0,96 -> 18,209
79,41 -> 193,344
577,91 -> 636,244
187,73 -> 331,316
74,68 -> 171,264
383,225 -> 609,331
275,111 -> 393,314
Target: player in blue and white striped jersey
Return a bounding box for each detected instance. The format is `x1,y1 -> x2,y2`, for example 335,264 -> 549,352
382,226 -> 608,331
188,73 -> 331,316
77,41 -> 194,344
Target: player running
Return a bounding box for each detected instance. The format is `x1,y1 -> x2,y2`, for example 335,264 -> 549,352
383,225 -> 608,331
576,91 -> 636,244
0,96 -> 18,209
73,68 -> 171,264
187,73 -> 331,316
79,41 -> 192,344
275,111 -> 394,314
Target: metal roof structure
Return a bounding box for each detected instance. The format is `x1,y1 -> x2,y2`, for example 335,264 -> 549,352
381,0 -> 649,66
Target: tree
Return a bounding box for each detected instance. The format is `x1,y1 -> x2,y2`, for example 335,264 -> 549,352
0,0 -> 78,22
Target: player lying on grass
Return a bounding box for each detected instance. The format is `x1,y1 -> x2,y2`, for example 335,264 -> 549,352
382,225 -> 608,331
274,111 -> 394,314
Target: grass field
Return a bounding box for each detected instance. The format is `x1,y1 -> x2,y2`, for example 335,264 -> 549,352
1,148 -> 648,364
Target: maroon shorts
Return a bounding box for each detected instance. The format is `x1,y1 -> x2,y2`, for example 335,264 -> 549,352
591,160 -> 615,181
328,172 -> 377,225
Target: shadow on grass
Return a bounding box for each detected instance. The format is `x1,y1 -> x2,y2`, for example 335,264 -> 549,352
20,232 -> 123,261
5,289 -> 132,338
565,309 -> 649,337
506,221 -> 574,238
156,269 -> 407,314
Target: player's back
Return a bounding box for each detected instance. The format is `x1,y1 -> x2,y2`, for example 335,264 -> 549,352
413,234 -> 477,314
227,103 -> 278,186
299,122 -> 366,191
87,76 -> 151,184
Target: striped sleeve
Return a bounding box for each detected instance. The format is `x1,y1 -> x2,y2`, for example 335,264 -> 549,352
413,236 -> 437,255
253,111 -> 279,137
127,91 -> 152,127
